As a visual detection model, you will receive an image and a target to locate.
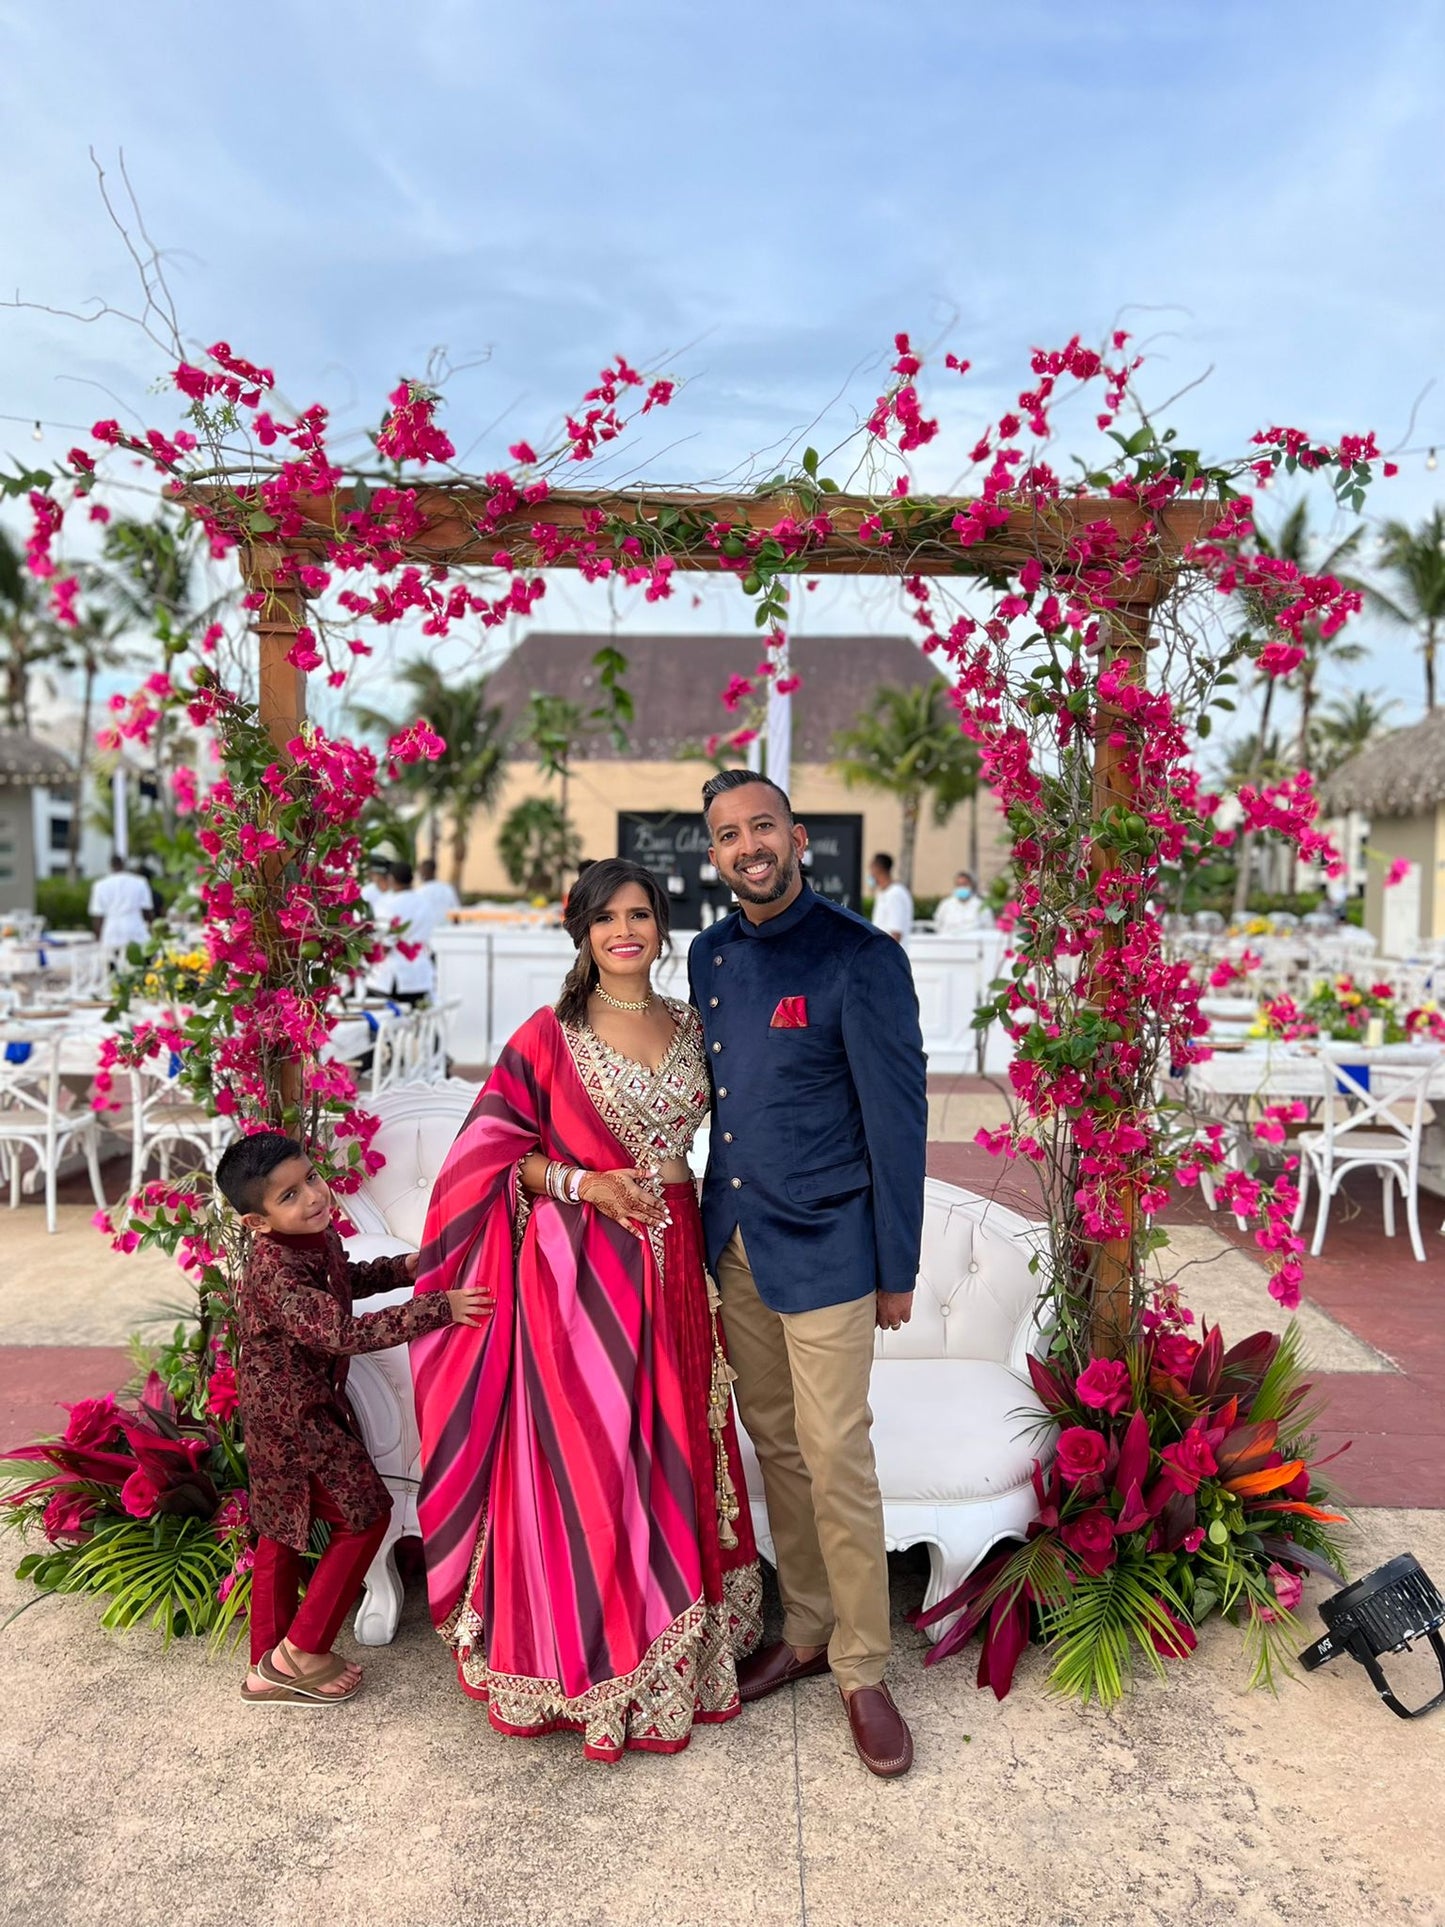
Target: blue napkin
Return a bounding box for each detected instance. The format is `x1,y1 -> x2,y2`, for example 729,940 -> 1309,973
1334,1063 -> 1371,1095
4,1042 -> 32,1065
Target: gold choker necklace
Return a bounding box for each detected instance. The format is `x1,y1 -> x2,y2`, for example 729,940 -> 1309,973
594,986 -> 653,1013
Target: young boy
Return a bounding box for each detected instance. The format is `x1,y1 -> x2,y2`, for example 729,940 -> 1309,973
216,1131 -> 488,1705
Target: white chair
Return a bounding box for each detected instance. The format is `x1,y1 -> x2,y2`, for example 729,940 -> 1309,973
412,1000 -> 459,1083
368,1010 -> 425,1097
124,1057 -> 233,1192
0,1030 -> 107,1233
733,1180 -> 1052,1638
64,942 -> 114,1001
1292,1045 -> 1441,1262
342,1088 -> 1053,1646
331,1080 -> 481,1644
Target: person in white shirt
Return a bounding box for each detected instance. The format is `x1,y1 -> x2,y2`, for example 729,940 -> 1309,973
416,858 -> 461,922
868,852 -> 914,943
366,861 -> 437,1001
932,869 -> 995,935
360,857 -> 393,919
88,856 -> 153,952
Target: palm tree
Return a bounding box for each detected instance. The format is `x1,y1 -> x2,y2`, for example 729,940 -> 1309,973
1370,508 -> 1445,712
96,511 -> 211,836
1227,503 -> 1366,914
831,681 -> 978,890
497,796 -> 580,899
52,592 -> 133,878
351,660 -> 510,886
1313,689 -> 1396,780
0,525 -> 63,732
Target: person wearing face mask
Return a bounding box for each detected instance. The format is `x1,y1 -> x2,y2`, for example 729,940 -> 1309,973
932,869 -> 994,934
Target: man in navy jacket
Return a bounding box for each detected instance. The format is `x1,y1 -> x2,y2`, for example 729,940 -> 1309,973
689,770 -> 927,1777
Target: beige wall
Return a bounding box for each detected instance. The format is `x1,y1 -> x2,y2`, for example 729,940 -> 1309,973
1362,811 -> 1439,948
457,760 -> 1010,901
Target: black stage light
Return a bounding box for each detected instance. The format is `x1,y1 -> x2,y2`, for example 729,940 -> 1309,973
1299,1553 -> 1445,1719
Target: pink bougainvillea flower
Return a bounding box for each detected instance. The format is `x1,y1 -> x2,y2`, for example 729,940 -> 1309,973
1385,859 -> 1411,888
1074,1357 -> 1131,1415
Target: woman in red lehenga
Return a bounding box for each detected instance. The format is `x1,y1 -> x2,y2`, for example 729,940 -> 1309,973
411,859 -> 761,1762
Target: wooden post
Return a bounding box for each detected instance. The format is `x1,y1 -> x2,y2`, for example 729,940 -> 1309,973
1086,594 -> 1155,1357
244,545 -> 306,754
242,544 -> 305,1116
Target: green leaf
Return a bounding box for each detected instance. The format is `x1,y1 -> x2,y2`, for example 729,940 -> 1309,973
802,447 -> 819,477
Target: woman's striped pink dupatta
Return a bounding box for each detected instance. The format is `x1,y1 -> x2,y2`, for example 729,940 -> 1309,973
410,1007 -> 716,1738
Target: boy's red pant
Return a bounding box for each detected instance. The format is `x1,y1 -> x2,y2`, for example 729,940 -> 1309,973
250,1479 -> 389,1664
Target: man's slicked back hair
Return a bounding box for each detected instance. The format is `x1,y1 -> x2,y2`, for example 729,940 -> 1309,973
701,767 -> 793,824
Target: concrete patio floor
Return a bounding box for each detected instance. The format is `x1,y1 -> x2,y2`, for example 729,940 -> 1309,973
0,1512 -> 1441,1927
1,1120 -> 1444,1924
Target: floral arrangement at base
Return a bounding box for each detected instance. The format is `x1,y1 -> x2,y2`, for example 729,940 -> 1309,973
0,1330 -> 262,1644
913,1305 -> 1347,1703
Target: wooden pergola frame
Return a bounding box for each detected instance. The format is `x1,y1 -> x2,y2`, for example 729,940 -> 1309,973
235,484 -> 1217,1352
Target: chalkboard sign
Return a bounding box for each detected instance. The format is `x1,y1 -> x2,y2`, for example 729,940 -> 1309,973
617,810 -> 863,926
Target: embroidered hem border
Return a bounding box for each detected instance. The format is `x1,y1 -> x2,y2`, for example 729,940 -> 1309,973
441,1550 -> 763,1759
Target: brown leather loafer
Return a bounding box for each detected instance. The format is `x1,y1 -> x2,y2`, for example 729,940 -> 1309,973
841,1683 -> 914,1777
736,1640 -> 831,1704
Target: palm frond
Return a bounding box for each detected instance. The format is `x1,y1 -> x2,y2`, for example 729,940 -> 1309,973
1041,1557 -> 1190,1705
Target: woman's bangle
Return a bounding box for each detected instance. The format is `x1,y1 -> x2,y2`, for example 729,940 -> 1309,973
567,1167 -> 586,1204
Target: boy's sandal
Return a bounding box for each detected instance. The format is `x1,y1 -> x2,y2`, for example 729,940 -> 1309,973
256,1648 -> 361,1702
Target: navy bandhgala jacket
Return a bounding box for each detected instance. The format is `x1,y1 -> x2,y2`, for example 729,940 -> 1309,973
687,883 -> 928,1314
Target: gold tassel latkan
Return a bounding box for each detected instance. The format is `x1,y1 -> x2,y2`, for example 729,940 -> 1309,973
705,1276 -> 741,1551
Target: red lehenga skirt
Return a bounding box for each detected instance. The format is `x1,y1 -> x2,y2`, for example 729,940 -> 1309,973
412,1012 -> 762,1763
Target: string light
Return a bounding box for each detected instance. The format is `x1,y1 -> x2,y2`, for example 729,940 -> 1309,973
31,421 -> 42,443
1428,449 -> 1439,473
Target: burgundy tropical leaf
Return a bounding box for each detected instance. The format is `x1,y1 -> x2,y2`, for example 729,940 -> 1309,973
1113,1408 -> 1150,1498
1025,1354 -> 1070,1416
1154,1488 -> 1198,1552
1256,1533 -> 1346,1586
912,1540 -> 1018,1634
1189,1323 -> 1224,1398
1218,1329 -> 1279,1395
1215,1419 -> 1281,1481
1149,1602 -> 1198,1659
976,1592 -> 1031,1700
1114,1480 -> 1151,1534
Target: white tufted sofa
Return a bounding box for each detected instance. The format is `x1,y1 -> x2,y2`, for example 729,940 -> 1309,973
339,1080 -> 480,1644
340,1088 -> 1054,1645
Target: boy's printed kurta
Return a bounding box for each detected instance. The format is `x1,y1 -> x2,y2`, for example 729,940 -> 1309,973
235,1227 -> 453,1551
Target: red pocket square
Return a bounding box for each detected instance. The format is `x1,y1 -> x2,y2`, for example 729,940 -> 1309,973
770,996 -> 808,1029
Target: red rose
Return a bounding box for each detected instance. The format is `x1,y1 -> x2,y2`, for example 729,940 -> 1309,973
1151,1334 -> 1200,1381
1055,1426 -> 1109,1485
1060,1507 -> 1117,1575
42,1492 -> 96,1543
1160,1426 -> 1218,1494
61,1395 -> 122,1449
1074,1358 -> 1131,1416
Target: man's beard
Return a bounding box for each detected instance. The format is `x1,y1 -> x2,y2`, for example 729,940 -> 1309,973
727,846 -> 798,905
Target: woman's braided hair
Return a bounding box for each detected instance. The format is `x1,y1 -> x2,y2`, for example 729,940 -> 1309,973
555,857 -> 672,1028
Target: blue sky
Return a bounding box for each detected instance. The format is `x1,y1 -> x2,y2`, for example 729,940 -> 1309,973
2,0 -> 1442,749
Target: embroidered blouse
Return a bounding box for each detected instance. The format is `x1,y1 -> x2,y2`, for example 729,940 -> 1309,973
561,997 -> 709,1167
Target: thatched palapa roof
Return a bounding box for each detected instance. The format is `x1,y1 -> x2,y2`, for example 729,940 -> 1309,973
0,730 -> 72,789
485,632 -> 945,762
1322,711 -> 1445,820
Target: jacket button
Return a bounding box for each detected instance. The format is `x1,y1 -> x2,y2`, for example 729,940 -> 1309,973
712,1041 -> 722,1054
718,1087 -> 729,1098
723,1132 -> 734,1143
709,996 -> 719,1008
730,1177 -> 742,1189
714,955 -> 724,967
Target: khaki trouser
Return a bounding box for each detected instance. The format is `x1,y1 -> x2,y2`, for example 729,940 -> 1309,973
715,1228 -> 890,1692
